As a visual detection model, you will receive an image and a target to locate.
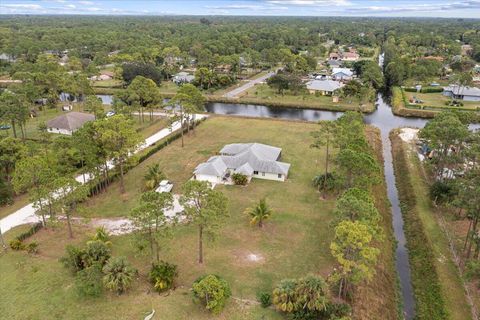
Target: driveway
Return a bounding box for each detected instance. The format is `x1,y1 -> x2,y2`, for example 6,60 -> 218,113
0,115 -> 207,234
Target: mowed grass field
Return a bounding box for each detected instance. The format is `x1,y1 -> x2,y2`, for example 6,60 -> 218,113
0,116 -> 338,320
237,84 -> 375,112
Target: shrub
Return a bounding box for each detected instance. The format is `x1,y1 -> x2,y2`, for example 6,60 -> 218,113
429,181 -> 457,204
61,245 -> 86,272
257,292 -> 272,308
102,256 -> 136,295
465,260 -> 480,282
75,264 -> 104,298
149,261 -> 178,292
91,227 -> 110,243
26,241 -> 39,254
83,240 -> 111,268
16,222 -> 43,241
272,278 -> 298,313
312,172 -> 339,192
192,274 -> 231,315
9,239 -> 25,251
232,173 -> 248,185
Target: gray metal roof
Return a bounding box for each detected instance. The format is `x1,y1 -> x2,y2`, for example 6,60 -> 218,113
332,68 -> 353,77
196,143 -> 290,176
194,156 -> 227,176
306,80 -> 345,92
46,112 -> 95,131
444,85 -> 480,97
220,143 -> 281,160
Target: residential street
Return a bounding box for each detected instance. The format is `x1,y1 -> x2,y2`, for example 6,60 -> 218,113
222,70 -> 277,98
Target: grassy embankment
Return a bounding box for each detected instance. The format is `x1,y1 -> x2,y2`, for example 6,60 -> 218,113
391,87 -> 480,119
0,116 -> 396,320
390,130 -> 472,320
213,84 -> 375,113
352,126 -> 399,319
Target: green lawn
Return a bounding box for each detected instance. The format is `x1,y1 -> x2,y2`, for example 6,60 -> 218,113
235,84 -> 374,112
405,91 -> 480,110
1,117 -> 337,319
0,114 -> 168,220
400,135 -> 472,320
91,79 -> 123,88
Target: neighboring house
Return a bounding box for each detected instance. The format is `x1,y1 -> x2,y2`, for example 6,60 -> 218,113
327,60 -> 343,68
193,143 -> 291,184
46,111 -> 95,135
173,71 -> 195,84
331,68 -> 354,81
329,52 -> 341,60
306,79 -> 345,95
0,53 -> 15,63
443,85 -> 480,101
90,71 -> 114,81
341,51 -> 360,61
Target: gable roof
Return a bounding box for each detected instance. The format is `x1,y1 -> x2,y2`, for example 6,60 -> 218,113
306,80 -> 345,92
332,68 -> 353,77
196,143 -> 290,177
342,52 -> 359,58
194,156 -> 227,176
220,143 -> 281,161
46,112 -> 95,131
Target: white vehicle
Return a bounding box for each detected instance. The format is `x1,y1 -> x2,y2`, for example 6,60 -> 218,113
155,180 -> 173,193
106,111 -> 116,117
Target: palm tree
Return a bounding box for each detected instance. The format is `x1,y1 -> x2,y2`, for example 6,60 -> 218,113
245,198 -> 272,228
143,163 -> 166,191
102,257 -> 136,295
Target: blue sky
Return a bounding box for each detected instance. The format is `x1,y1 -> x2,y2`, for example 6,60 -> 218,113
0,0 -> 479,18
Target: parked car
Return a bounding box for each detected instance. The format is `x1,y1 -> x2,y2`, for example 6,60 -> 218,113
106,110 -> 116,117
155,180 -> 173,193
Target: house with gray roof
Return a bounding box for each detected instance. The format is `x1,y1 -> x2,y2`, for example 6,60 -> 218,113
193,143 -> 290,184
443,85 -> 480,101
306,80 -> 345,96
173,72 -> 195,84
47,111 -> 95,135
332,68 -> 354,81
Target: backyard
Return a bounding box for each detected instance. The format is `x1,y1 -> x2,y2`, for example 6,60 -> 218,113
0,116 -> 338,319
404,90 -> 480,111
235,84 -> 375,112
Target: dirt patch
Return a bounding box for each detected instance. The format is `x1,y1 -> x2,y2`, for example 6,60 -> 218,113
399,128 -> 419,143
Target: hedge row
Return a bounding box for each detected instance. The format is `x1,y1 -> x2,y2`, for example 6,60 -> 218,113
15,222 -> 43,242
390,131 -> 448,320
87,117 -> 207,196
399,87 -> 479,113
403,87 -> 444,93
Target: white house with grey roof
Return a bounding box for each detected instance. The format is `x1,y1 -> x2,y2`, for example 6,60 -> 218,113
47,111 -> 95,135
443,85 -> 480,101
306,79 -> 345,96
193,143 -> 291,184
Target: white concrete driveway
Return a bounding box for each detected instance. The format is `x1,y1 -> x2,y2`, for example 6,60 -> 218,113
0,115 -> 207,234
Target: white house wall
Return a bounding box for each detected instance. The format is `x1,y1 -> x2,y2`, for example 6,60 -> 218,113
195,174 -> 223,184
463,95 -> 480,101
47,128 -> 73,135
253,171 -> 286,182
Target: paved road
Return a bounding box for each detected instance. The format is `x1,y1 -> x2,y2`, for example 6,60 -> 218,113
0,114 -> 207,234
222,70 -> 277,99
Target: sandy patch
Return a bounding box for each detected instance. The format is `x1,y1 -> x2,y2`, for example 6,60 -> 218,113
245,252 -> 265,263
399,128 -> 419,143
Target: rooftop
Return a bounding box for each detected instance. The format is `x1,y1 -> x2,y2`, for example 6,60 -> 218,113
47,111 -> 95,131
